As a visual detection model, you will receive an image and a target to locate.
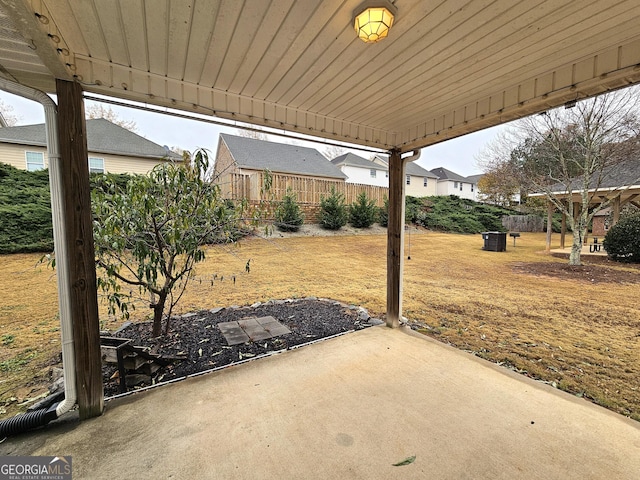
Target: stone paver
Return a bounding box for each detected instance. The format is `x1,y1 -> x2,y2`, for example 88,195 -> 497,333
218,316 -> 290,345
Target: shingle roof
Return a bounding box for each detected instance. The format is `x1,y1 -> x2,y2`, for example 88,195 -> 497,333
331,153 -> 386,170
370,155 -> 438,178
0,118 -> 182,160
406,162 -> 438,178
220,133 -> 346,179
430,167 -> 468,182
466,174 -> 484,184
549,158 -> 640,192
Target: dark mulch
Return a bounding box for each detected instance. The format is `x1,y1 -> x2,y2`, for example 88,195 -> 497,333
511,260 -> 640,284
103,298 -> 374,397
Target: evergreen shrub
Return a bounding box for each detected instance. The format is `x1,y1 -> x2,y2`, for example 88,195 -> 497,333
319,186 -> 348,230
603,211 -> 640,263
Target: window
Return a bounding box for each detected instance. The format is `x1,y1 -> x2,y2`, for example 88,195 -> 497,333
460,182 -> 463,191
370,169 -> 376,178
406,175 -> 411,185
423,177 -> 428,187
471,184 -> 474,192
89,157 -> 105,174
26,151 -> 45,171
453,181 -> 458,189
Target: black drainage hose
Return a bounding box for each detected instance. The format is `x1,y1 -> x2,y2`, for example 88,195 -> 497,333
0,403 -> 59,438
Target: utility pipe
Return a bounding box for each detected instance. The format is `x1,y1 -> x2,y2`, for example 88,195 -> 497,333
0,79 -> 77,437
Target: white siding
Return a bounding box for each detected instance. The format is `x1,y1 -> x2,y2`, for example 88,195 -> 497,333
341,165 -> 388,187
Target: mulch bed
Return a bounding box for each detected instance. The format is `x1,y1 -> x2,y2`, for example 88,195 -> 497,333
102,298 -> 377,397
511,261 -> 640,284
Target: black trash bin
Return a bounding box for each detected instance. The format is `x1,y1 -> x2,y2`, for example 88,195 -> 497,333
481,231 -> 507,252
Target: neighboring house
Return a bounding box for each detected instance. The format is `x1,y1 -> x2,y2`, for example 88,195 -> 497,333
0,118 -> 181,174
214,133 -> 347,199
430,166 -> 477,200
370,155 -> 438,197
331,153 -> 388,187
465,174 -> 483,202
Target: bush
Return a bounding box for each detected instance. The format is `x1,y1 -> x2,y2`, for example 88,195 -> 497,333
603,212 -> 640,263
378,197 -> 389,227
349,191 -> 378,228
0,163 -> 53,254
274,189 -> 304,232
319,187 -> 348,230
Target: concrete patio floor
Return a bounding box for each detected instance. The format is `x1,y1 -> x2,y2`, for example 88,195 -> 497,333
2,326 -> 639,479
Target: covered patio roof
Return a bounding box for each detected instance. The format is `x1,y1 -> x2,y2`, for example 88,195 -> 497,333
1,0 -> 640,419
2,0 -> 640,153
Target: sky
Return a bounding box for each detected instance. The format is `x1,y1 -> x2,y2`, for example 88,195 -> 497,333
0,90 -> 506,177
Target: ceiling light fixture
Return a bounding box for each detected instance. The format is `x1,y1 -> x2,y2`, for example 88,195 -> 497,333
353,0 -> 397,43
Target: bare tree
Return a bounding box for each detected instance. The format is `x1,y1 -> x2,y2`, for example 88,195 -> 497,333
498,88 -> 640,265
0,100 -> 20,126
322,145 -> 348,160
236,128 -> 267,140
86,104 -> 138,132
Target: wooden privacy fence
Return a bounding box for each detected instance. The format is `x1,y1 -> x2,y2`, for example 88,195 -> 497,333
502,215 -> 544,232
228,172 -> 388,206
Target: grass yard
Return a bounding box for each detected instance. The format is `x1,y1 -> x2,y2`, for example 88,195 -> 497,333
1,231 -> 639,421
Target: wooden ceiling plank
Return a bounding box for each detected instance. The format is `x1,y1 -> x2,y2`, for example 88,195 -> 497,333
228,0 -> 296,94
118,0 -> 148,71
182,0 -> 219,84
239,0 -> 319,97
145,0 -> 169,76
251,0 -> 341,100
41,0 -> 90,57
166,0 -> 193,80
92,0 -> 129,66
197,0 -> 244,88
62,0 -> 109,60
214,0 -> 272,93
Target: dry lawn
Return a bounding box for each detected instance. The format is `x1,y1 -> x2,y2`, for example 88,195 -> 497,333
1,230 -> 639,421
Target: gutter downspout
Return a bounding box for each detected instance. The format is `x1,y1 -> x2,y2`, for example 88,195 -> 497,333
0,79 -> 77,436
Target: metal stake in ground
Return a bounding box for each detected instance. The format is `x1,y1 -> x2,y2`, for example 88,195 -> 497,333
407,224 -> 411,260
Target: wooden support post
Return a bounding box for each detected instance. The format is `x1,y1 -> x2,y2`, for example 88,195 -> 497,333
545,201 -> 553,252
612,196 -> 621,226
56,79 -> 103,419
386,149 -> 405,328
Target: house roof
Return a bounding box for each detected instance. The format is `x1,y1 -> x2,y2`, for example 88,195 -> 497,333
331,153 -> 386,171
406,162 -> 438,178
0,118 -> 182,161
466,174 -> 484,184
430,167 -> 469,183
371,155 -> 438,178
220,133 -> 346,179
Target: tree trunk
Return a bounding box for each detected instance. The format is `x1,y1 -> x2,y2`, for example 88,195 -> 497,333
152,292 -> 167,337
569,227 -> 584,266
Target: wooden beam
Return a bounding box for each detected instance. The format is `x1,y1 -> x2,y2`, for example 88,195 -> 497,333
545,201 -> 553,252
56,79 -> 103,419
386,149 -> 405,328
620,193 -> 638,207
612,196 -> 621,226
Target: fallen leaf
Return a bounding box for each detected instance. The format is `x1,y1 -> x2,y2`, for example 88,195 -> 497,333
392,455 -> 416,467
198,348 -> 203,357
